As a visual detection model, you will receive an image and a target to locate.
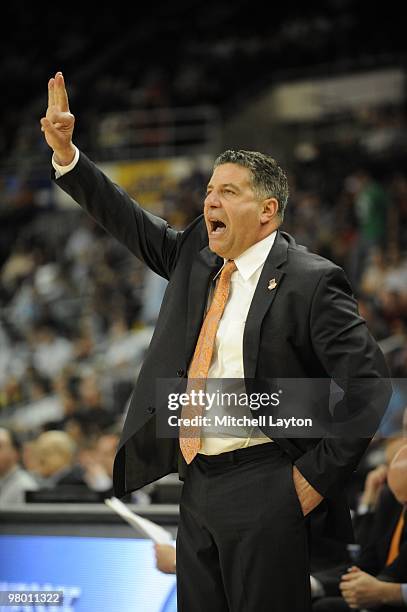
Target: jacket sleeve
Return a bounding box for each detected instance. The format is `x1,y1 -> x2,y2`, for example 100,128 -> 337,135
294,265 -> 392,498
53,151 -> 181,279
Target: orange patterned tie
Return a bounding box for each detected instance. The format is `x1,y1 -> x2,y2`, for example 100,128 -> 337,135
179,260 -> 237,464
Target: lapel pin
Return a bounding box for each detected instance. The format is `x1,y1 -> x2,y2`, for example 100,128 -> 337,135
268,278 -> 277,291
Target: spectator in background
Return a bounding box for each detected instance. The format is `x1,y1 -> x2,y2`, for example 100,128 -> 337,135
339,444 -> 407,611
33,430 -> 87,488
81,432 -> 119,495
80,431 -> 153,504
313,444 -> 407,611
353,169 -> 389,249
79,374 -> 103,410
0,427 -> 38,505
360,247 -> 388,296
31,323 -> 73,378
348,168 -> 389,286
77,373 -> 116,430
385,243 -> 407,295
390,174 -> 407,250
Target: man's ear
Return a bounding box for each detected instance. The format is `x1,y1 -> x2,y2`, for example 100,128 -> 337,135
260,197 -> 279,224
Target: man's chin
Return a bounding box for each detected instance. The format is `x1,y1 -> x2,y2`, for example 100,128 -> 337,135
208,238 -> 228,258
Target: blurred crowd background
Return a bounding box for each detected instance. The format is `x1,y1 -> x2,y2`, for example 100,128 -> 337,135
0,1 -> 406,518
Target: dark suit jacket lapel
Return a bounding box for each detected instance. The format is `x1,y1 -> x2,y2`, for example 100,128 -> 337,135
243,231 -> 288,379
185,246 -> 223,366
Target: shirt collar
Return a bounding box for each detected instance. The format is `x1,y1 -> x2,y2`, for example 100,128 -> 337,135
214,231 -> 277,282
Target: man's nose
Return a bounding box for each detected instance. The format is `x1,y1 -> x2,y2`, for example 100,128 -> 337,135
205,192 -> 221,207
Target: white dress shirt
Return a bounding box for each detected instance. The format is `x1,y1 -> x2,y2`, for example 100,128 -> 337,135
199,232 -> 276,454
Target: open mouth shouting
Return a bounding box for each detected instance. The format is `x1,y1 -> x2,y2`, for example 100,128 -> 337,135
209,219 -> 227,236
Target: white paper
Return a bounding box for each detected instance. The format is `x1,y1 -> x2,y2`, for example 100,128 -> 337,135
105,497 -> 172,544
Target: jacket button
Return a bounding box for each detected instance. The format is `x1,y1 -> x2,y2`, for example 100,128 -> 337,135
177,368 -> 185,377
147,406 -> 155,414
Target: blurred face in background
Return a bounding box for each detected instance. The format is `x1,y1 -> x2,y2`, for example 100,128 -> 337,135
34,431 -> 75,478
0,429 -> 18,477
204,164 -> 278,260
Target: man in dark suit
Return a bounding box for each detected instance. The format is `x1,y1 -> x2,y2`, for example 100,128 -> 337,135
312,484 -> 406,608
314,551 -> 407,612
40,71 -> 391,612
313,445 -> 407,611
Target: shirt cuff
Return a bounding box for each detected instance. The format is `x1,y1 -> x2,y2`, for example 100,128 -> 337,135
401,583 -> 407,605
52,146 -> 80,178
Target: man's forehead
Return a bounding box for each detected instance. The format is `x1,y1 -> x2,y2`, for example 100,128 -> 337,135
208,163 -> 251,187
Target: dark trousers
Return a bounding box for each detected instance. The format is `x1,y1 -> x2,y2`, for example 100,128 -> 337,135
176,443 -> 311,612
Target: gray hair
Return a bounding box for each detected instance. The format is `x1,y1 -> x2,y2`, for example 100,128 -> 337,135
213,149 -> 289,219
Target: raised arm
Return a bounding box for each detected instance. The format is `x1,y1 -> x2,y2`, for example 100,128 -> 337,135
40,73 -> 180,278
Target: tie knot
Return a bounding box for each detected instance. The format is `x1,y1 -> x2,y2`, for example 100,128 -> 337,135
220,260 -> 237,280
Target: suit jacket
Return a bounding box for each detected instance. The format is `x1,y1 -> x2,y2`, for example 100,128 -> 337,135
54,152 -> 391,544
